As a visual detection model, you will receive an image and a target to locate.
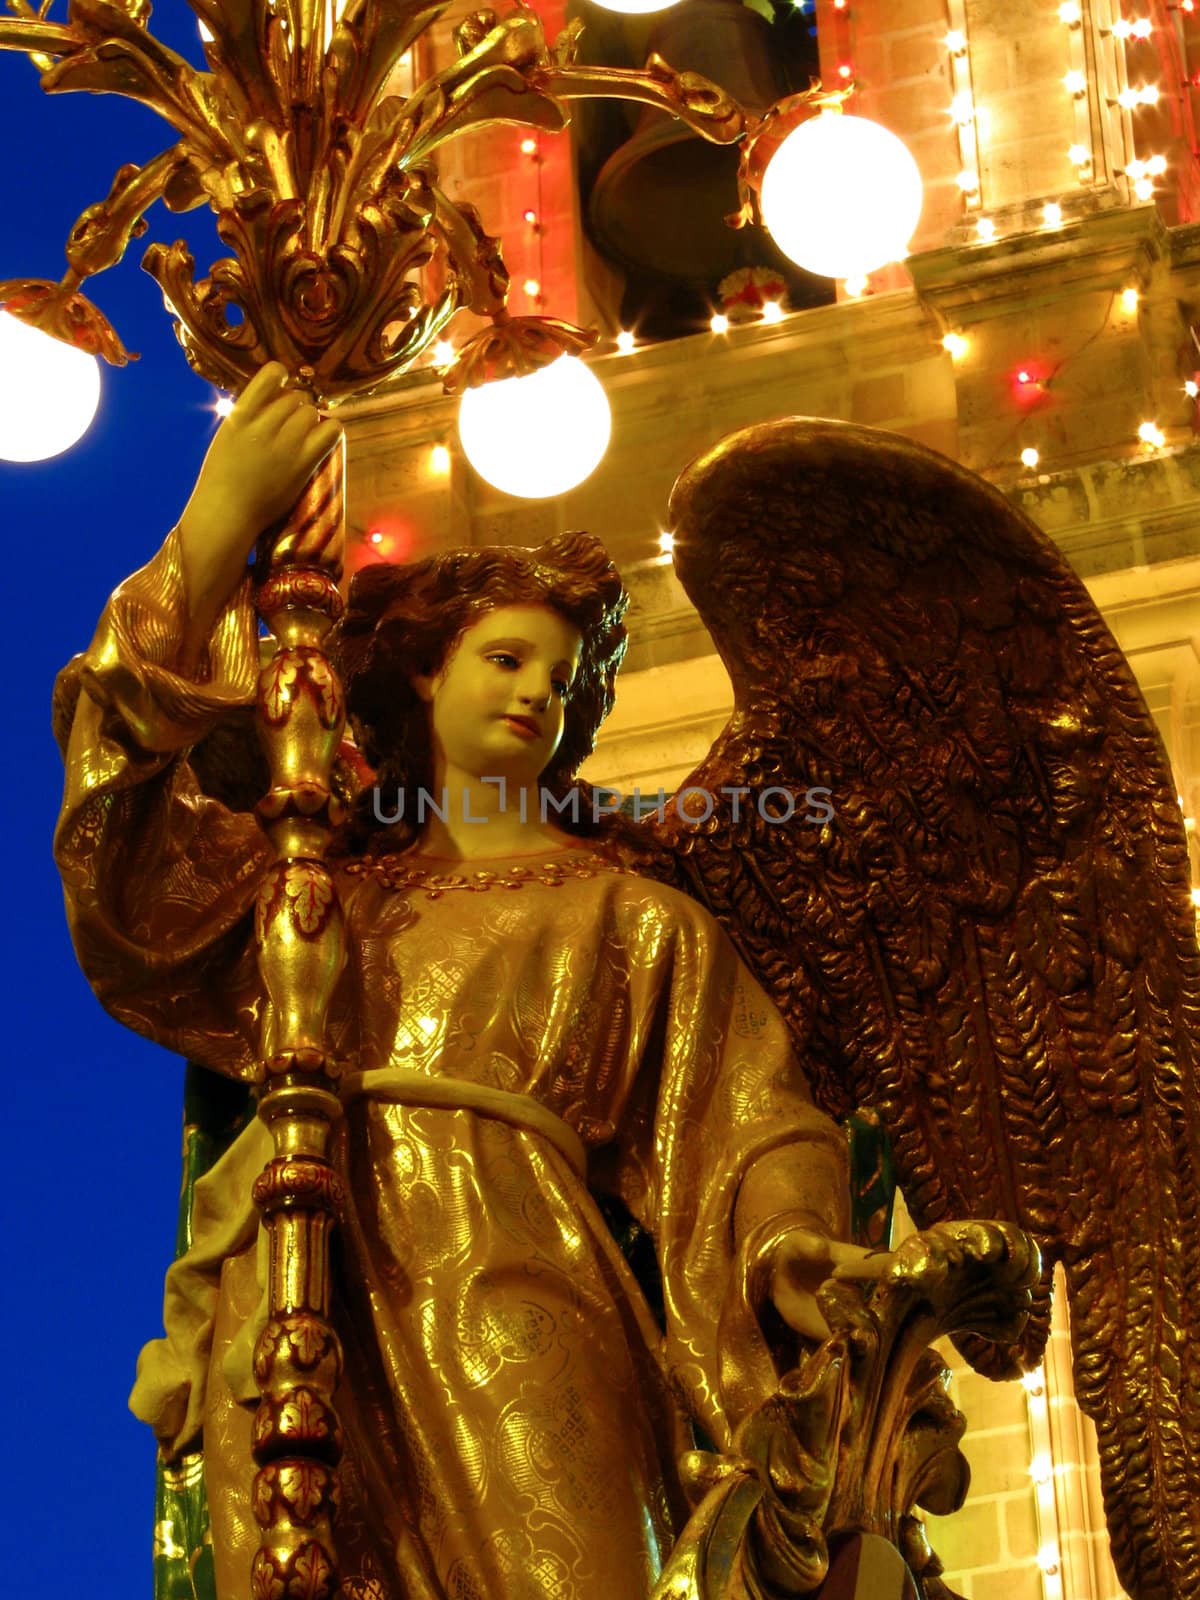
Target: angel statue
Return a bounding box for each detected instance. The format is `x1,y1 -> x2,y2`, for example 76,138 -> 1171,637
52,364 -> 1200,1600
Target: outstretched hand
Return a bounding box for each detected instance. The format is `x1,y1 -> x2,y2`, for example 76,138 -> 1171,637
178,362 -> 342,661
770,1227 -> 894,1343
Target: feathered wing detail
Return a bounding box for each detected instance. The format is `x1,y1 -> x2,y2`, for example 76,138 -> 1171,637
646,417 -> 1200,1599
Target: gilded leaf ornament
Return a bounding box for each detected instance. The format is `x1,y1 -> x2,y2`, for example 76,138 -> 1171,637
0,0 -> 746,399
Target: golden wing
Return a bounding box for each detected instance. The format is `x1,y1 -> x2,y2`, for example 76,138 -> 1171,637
646,417 -> 1200,1600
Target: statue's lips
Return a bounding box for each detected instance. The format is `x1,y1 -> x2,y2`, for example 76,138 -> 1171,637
502,714 -> 540,738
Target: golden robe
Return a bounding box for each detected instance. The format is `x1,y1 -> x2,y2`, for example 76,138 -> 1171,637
54,533 -> 848,1600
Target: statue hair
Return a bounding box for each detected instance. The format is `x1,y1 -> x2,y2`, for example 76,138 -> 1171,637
334,532 -> 629,852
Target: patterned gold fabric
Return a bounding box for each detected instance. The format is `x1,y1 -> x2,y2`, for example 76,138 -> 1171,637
54,534 -> 848,1600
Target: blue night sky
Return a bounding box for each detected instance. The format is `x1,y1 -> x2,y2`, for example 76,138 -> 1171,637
1,9 -> 237,1592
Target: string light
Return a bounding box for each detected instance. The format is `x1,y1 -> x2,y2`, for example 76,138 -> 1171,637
762,301 -> 784,323
1043,201 -> 1064,226
430,444 -> 451,475
1138,419 -> 1166,447
1185,379 -> 1198,397
1148,154 -> 1167,175
1068,142 -> 1092,168
615,330 -> 635,353
1112,16 -> 1134,37
1132,15 -> 1152,35
523,208 -> 538,225
710,313 -> 730,333
1021,446 -> 1040,467
837,62 -> 853,79
369,529 -> 384,545
214,394 -> 234,417
1122,286 -> 1140,311
1022,1368 -> 1046,1395
976,216 -> 996,241
523,277 -> 541,299
657,530 -> 675,553
1134,176 -> 1155,199
956,168 -> 981,193
843,275 -> 869,296
520,137 -> 537,155
432,338 -> 454,366
1037,1545 -> 1061,1576
942,331 -> 970,359
944,28 -> 967,53
1192,887 -> 1200,908
1058,0 -> 1081,20
1063,69 -> 1087,96
1030,1452 -> 1054,1486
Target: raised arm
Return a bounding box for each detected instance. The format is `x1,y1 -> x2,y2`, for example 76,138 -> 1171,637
53,365 -> 341,1078
178,362 -> 342,667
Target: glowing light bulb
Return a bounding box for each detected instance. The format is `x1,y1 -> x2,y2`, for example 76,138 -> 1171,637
1112,17 -> 1134,38
976,216 -> 996,241
1139,82 -> 1160,103
1037,1545 -> 1061,1576
1122,286 -> 1140,310
1044,201 -> 1064,226
944,28 -> 967,52
956,168 -> 981,192
1117,87 -> 1140,107
523,277 -> 541,298
710,313 -> 730,333
369,529 -> 383,545
1134,176 -> 1155,199
837,63 -> 853,80
1147,153 -> 1167,175
1126,158 -> 1148,179
433,338 -> 455,365
458,355 -> 611,499
430,444 -> 451,475
523,208 -> 538,225
1063,69 -> 1087,96
0,312 -> 102,462
657,530 -> 675,553
1185,379 -> 1198,397
759,113 -> 923,279
1138,419 -> 1165,447
1191,886 -> 1200,907
761,300 -> 784,323
942,331 -> 969,359
615,330 -> 635,353
1030,1452 -> 1054,1485
1068,143 -> 1092,166
214,394 -> 235,418
1132,16 -> 1152,36
1021,446 -> 1040,467
843,275 -> 869,296
520,137 -> 537,155
950,91 -> 975,124
1058,1 -> 1081,21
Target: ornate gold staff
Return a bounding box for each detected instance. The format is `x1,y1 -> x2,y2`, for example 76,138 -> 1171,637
0,0 -> 794,1588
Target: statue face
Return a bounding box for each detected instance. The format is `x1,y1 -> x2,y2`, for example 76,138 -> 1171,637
413,603 -> 583,784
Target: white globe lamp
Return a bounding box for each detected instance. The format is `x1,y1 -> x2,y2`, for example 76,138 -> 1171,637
0,311 -> 102,462
586,0 -> 681,11
458,355 -> 612,499
759,112 -> 924,280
